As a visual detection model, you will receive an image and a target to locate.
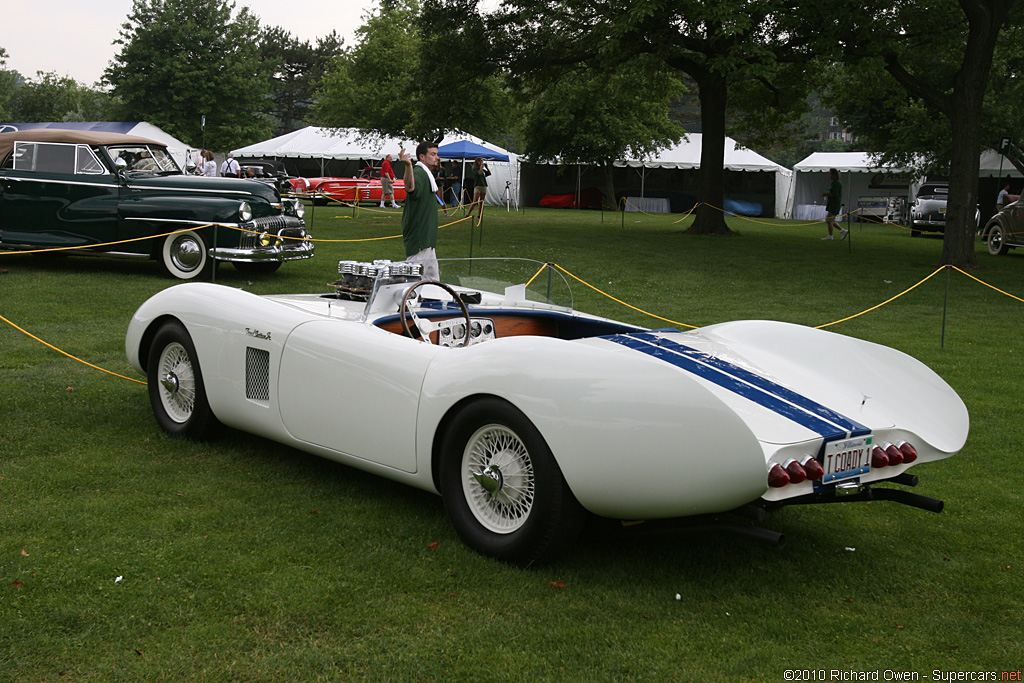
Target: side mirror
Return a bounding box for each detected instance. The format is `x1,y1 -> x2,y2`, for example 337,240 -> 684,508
115,157 -> 128,170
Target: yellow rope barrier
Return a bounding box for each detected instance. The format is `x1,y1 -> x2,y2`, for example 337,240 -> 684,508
0,225 -> 219,255
814,266 -> 947,329
0,311 -> 147,385
550,263 -> 700,329
951,265 -> 1024,303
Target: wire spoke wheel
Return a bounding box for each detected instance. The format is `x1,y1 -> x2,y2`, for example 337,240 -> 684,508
440,398 -> 584,565
462,424 -> 536,533
156,341 -> 196,423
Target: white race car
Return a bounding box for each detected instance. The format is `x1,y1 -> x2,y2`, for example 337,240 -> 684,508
125,258 -> 969,564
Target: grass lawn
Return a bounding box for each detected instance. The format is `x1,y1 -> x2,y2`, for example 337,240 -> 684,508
1,205 -> 1022,681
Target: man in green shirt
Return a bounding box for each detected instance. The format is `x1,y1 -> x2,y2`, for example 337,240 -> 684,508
400,142 -> 442,279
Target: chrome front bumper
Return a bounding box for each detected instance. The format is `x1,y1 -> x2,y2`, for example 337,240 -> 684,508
211,215 -> 314,263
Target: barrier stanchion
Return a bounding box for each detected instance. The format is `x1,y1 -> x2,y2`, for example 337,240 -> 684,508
942,266 -> 950,348
212,223 -> 217,283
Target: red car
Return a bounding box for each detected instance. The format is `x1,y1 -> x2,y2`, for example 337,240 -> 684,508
320,167 -> 406,204
289,167 -> 406,205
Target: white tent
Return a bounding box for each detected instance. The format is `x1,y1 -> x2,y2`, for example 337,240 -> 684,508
789,152 -> 919,221
0,121 -> 195,169
524,133 -> 793,217
233,127 -> 520,207
979,149 -> 1023,178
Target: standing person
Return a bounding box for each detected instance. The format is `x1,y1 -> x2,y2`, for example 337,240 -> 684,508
441,160 -> 456,206
470,157 -> 491,222
821,167 -> 846,240
449,160 -> 463,209
220,153 -> 241,177
400,142 -> 442,280
219,153 -> 240,177
462,161 -> 475,212
202,150 -> 218,177
380,154 -> 400,208
997,180 -> 1011,211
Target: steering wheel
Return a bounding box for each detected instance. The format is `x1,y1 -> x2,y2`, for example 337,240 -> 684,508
399,280 -> 472,347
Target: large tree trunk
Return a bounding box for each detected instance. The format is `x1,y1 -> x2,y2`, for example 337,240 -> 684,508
600,163 -> 617,211
940,0 -> 1012,268
686,72 -> 732,235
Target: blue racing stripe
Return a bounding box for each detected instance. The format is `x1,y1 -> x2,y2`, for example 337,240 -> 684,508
606,333 -> 869,439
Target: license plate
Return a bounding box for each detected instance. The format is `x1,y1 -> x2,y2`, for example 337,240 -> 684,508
821,435 -> 873,484
939,206 -> 947,213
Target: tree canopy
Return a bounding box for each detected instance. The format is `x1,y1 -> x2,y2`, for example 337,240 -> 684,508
477,0 -> 815,234
259,27 -> 343,135
807,0 -> 1019,267
104,0 -> 272,150
314,0 -> 424,139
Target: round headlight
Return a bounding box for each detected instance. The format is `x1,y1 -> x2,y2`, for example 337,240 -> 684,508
239,201 -> 252,222
292,199 -> 305,219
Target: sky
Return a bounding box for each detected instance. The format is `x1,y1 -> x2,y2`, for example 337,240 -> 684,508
1,0 -> 376,86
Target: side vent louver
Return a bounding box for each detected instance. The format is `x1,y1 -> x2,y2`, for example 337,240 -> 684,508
245,347 -> 271,405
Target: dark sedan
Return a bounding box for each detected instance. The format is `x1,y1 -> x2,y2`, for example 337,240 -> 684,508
909,182 -> 980,237
0,129 -> 313,279
981,198 -> 1024,255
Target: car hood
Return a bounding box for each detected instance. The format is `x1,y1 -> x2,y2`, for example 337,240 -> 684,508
124,173 -> 279,202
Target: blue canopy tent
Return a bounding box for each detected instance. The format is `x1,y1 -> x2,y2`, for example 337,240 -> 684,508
437,140 -> 510,162
437,140 -> 515,209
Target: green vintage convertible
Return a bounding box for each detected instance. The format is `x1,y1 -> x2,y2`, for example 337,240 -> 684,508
0,129 -> 312,279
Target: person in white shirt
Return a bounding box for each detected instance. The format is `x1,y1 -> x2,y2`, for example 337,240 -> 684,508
997,181 -> 1011,211
220,153 -> 241,178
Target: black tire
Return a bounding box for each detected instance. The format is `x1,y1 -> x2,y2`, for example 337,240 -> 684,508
439,398 -> 585,565
987,224 -> 1010,255
146,321 -> 221,440
233,261 -> 283,275
161,230 -> 213,280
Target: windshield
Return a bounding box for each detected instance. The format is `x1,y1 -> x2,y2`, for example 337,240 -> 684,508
439,258 -> 574,309
107,145 -> 180,173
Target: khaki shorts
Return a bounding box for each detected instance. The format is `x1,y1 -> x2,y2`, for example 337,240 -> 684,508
381,176 -> 394,194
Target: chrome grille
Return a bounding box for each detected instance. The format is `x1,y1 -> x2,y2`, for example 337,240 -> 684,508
245,347 -> 271,405
238,215 -> 306,249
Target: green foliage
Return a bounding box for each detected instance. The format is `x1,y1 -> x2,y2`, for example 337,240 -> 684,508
485,0 -> 818,233
804,0 -> 1019,266
416,0 -> 521,142
103,0 -> 273,150
259,27 -> 343,135
1,209 -> 1023,679
0,47 -> 18,120
314,0 -> 424,138
3,71 -> 114,123
519,60 -> 684,165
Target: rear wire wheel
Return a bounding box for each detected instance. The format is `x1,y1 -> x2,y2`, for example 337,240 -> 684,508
439,398 -> 585,565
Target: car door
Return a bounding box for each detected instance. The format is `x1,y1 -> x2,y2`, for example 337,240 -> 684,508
0,141 -> 119,249
277,320 -> 440,473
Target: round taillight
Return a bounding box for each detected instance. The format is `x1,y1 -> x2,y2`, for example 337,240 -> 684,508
800,455 -> 824,480
884,443 -> 904,465
784,459 -> 807,484
768,463 -> 790,488
871,446 -> 889,468
898,441 -> 918,463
